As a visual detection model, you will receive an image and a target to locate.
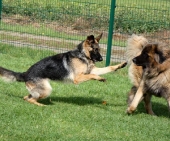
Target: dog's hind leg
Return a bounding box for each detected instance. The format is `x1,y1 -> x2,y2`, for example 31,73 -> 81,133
24,79 -> 52,106
90,62 -> 127,75
143,94 -> 155,115
73,74 -> 106,84
24,94 -> 45,106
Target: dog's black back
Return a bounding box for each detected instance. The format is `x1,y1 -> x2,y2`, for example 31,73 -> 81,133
25,53 -> 69,81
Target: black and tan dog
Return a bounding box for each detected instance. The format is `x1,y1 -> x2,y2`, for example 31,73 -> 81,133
0,33 -> 127,106
126,34 -> 170,115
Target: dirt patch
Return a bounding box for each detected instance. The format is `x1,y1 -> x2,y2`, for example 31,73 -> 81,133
2,14 -> 104,36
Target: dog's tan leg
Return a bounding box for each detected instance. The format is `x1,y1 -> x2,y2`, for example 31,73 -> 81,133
143,94 -> 155,115
90,62 -> 127,75
73,74 -> 106,84
126,80 -> 144,114
24,95 -> 45,106
127,86 -> 137,106
127,86 -> 144,106
25,79 -> 52,106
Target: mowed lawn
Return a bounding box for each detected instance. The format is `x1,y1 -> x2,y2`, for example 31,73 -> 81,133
0,43 -> 169,141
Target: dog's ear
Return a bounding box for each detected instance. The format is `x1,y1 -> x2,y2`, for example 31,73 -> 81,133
153,43 -> 166,63
154,54 -> 160,63
152,43 -> 158,50
95,33 -> 103,42
86,35 -> 95,45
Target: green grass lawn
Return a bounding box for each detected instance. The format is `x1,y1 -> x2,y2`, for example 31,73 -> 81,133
0,43 -> 170,141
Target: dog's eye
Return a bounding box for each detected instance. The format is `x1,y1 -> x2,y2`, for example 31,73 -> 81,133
143,53 -> 149,58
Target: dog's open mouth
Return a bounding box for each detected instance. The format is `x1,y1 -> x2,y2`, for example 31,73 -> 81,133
92,58 -> 103,62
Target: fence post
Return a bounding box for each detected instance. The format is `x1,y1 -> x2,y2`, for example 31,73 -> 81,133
0,0 -> 2,20
106,0 -> 116,66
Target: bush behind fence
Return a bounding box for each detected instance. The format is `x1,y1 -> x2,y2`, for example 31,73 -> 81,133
2,0 -> 170,33
1,0 -> 170,63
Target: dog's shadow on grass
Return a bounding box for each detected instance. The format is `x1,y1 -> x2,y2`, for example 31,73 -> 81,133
137,102 -> 170,117
6,93 -> 103,106
40,96 -> 104,106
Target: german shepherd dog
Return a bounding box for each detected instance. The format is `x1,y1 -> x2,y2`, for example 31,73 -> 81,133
0,33 -> 127,106
126,34 -> 170,115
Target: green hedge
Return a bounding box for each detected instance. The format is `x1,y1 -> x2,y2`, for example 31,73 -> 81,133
2,0 -> 170,33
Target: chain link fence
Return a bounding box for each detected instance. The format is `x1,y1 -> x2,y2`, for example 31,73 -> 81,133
0,0 -> 170,64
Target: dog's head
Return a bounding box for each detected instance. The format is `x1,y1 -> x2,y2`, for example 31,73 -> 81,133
132,43 -> 165,67
79,33 -> 103,62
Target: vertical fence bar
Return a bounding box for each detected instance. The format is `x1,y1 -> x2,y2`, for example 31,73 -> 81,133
106,0 -> 116,66
0,0 -> 2,20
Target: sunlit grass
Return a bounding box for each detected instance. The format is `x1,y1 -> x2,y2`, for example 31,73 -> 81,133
0,43 -> 170,140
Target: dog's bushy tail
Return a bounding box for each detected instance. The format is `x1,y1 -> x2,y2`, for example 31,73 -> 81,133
126,34 -> 148,65
0,67 -> 25,82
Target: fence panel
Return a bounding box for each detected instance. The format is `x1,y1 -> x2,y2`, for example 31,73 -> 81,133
1,0 -> 111,60
112,0 -> 170,62
0,0 -> 170,64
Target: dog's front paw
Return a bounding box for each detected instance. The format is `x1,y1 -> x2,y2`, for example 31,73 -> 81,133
119,61 -> 127,69
126,106 -> 136,114
114,62 -> 127,71
99,78 -> 106,82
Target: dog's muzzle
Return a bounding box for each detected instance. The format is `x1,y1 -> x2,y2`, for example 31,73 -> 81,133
99,57 -> 103,61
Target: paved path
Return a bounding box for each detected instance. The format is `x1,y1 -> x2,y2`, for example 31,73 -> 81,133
0,30 -> 126,62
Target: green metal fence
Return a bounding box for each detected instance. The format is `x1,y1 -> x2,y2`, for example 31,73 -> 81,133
0,0 -> 170,65
0,0 -> 2,20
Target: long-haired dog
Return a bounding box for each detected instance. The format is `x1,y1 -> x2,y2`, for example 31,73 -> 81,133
0,33 -> 127,106
126,34 -> 170,115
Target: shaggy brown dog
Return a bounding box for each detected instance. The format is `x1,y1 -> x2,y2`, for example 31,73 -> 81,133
126,34 -> 170,115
